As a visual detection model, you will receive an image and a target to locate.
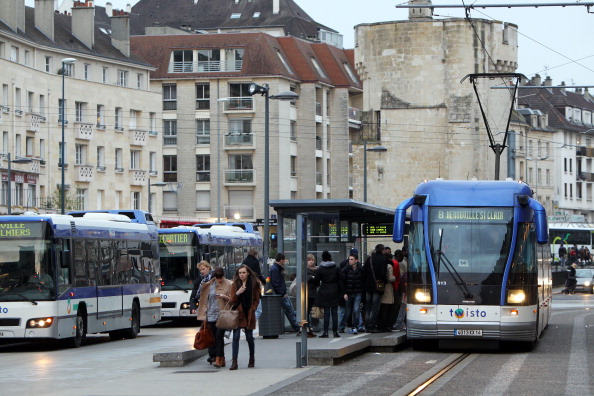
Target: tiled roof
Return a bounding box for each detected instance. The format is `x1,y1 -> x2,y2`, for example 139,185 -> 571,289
130,0 -> 337,40
131,32 -> 362,90
0,6 -> 149,66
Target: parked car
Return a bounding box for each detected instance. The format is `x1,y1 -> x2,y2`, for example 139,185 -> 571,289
574,269 -> 594,294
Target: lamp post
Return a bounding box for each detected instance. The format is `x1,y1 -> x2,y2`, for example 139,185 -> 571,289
216,94 -> 229,222
5,153 -> 33,215
247,83 -> 299,276
363,143 -> 388,202
148,181 -> 167,214
60,57 -> 76,214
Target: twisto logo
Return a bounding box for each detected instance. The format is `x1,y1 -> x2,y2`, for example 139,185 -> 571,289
450,308 -> 487,319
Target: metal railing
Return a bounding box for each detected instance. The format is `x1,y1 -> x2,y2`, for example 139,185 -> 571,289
225,169 -> 254,183
225,133 -> 253,146
222,97 -> 253,111
170,60 -> 243,73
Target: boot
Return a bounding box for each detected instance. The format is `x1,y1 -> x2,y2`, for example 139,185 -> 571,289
229,358 -> 238,370
207,356 -> 214,364
248,355 -> 255,368
307,330 -> 317,338
213,357 -> 222,368
333,331 -> 340,338
220,356 -> 226,367
320,332 -> 329,338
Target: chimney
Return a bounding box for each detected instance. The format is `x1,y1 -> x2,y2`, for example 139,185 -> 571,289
35,0 -> 55,41
0,0 -> 23,33
111,9 -> 130,57
126,3 -> 131,13
17,0 -> 25,33
273,0 -> 280,15
543,76 -> 552,86
71,1 -> 95,49
531,74 -> 542,86
105,2 -> 112,16
409,0 -> 433,20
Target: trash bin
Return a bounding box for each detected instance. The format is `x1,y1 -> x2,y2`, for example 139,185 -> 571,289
259,294 -> 284,339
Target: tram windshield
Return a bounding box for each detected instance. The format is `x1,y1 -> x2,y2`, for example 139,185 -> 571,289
0,222 -> 55,301
427,207 -> 514,305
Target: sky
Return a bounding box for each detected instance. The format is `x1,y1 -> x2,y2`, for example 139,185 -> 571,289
26,0 -> 594,87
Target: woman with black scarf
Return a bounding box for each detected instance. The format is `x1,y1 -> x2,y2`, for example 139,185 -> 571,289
228,264 -> 261,370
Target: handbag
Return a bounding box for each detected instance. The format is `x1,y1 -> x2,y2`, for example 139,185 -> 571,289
311,306 -> 324,319
193,322 -> 214,350
370,255 -> 386,293
216,303 -> 240,330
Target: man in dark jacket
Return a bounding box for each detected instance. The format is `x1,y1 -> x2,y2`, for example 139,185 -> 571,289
242,249 -> 265,284
342,253 -> 365,334
363,244 -> 389,332
269,253 -> 300,333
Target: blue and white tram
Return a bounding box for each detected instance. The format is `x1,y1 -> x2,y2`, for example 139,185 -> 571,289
0,213 -> 161,347
393,180 -> 551,348
158,225 -> 262,319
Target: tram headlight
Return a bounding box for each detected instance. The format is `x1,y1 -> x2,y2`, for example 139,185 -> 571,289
507,290 -> 526,304
414,289 -> 432,303
27,317 -> 54,328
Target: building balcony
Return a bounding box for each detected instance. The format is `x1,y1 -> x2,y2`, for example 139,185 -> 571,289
578,172 -> 594,182
169,60 -> 243,73
129,169 -> 147,186
26,113 -> 44,132
75,122 -> 94,140
74,165 -> 94,182
224,205 -> 254,220
225,169 -> 254,183
222,97 -> 253,111
130,129 -> 148,146
224,133 -> 254,147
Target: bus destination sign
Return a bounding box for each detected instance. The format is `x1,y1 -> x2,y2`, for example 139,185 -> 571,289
431,208 -> 511,223
362,223 -> 393,237
159,233 -> 190,245
0,222 -> 44,238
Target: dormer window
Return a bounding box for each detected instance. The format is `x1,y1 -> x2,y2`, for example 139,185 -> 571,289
231,13 -> 241,19
253,12 -> 261,18
343,62 -> 359,84
277,51 -> 293,74
311,58 -> 327,79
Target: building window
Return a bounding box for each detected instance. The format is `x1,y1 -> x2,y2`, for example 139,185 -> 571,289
197,49 -> 221,72
277,51 -> 294,74
115,107 -> 123,130
149,151 -> 157,174
149,113 -> 157,134
130,150 -> 141,170
26,137 -> 34,157
10,46 -> 18,62
311,57 -> 328,79
75,144 -> 87,165
196,155 -> 210,182
118,70 -> 128,86
26,91 -> 34,113
132,191 -> 141,210
97,146 -> 105,171
15,134 -> 21,157
290,121 -> 296,141
97,105 -> 105,128
163,155 -> 177,182
129,110 -> 139,129
163,191 -> 177,211
84,64 -> 90,80
163,84 -> 177,110
102,67 -> 108,84
172,50 -> 193,72
39,139 -> 45,161
163,120 -> 177,145
76,188 -> 86,210
115,148 -> 123,171
45,56 -> 51,73
59,142 -> 67,167
196,119 -> 210,144
291,155 -> 297,176
75,102 -> 86,122
63,62 -> 74,77
227,154 -> 253,182
196,191 -> 210,211
196,83 -> 210,109
137,73 -> 143,89
39,94 -> 45,116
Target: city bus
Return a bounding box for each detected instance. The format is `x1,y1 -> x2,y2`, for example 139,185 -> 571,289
548,222 -> 594,263
158,224 -> 262,319
393,180 -> 551,349
0,213 -> 161,347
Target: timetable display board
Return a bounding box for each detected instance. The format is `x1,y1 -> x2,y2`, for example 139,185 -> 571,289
362,223 -> 393,237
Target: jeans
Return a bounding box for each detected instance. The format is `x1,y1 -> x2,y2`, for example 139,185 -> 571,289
338,305 -> 346,331
365,291 -> 382,329
323,305 -> 339,332
280,295 -> 300,331
344,292 -> 363,329
394,299 -> 407,329
231,328 -> 254,359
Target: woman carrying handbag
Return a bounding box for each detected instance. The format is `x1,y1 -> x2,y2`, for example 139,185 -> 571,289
196,267 -> 232,368
228,264 -> 261,370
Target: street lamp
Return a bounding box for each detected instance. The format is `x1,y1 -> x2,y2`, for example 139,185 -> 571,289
5,153 -> 33,215
216,96 -> 229,222
148,181 -> 166,214
247,83 -> 299,276
363,144 -> 388,202
60,57 -> 76,214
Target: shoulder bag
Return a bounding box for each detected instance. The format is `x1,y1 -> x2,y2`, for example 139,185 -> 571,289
193,322 -> 215,350
370,256 -> 385,293
216,302 -> 240,330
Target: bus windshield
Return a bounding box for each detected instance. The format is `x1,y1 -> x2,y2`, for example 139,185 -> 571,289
159,232 -> 197,290
428,207 -> 514,305
0,222 -> 55,301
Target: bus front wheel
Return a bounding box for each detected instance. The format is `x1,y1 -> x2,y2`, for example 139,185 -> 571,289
71,309 -> 87,348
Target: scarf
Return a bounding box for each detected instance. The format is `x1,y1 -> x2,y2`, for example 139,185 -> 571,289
239,279 -> 253,320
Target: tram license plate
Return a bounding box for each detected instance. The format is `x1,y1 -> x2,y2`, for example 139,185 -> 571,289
454,329 -> 482,336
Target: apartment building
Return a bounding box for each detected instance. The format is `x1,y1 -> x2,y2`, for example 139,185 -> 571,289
131,32 -> 363,222
0,1 -> 162,214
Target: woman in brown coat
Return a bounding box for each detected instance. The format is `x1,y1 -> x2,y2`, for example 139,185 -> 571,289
228,264 -> 261,370
196,267 -> 232,368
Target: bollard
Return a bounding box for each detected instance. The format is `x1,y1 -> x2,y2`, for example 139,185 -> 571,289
296,341 -> 302,368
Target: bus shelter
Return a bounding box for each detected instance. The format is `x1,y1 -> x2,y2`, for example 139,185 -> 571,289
270,199 -> 397,274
